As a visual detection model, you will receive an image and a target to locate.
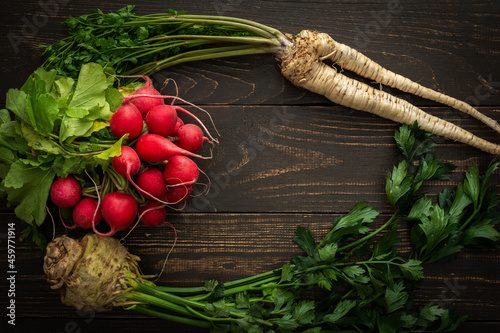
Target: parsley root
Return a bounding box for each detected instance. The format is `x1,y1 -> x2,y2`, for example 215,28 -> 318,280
279,30 -> 500,155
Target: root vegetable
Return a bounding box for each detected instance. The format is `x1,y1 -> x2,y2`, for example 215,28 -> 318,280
130,76 -> 165,117
317,34 -> 500,134
175,124 -> 206,153
279,30 -> 500,155
163,155 -> 199,187
135,167 -> 168,200
135,133 -> 209,162
71,198 -> 102,229
166,185 -> 192,204
110,146 -> 169,204
122,93 -> 219,144
110,102 -> 144,140
43,233 -> 141,312
145,104 -> 178,137
111,146 -> 141,179
173,117 -> 184,135
50,175 -> 81,208
138,200 -> 167,226
97,192 -> 138,237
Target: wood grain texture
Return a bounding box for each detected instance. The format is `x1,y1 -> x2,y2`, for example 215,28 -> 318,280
0,0 -> 499,332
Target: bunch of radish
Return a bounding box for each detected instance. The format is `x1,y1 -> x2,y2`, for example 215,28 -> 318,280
50,76 -> 217,237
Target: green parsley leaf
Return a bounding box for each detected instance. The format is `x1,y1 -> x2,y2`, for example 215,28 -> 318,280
386,161 -> 412,207
323,299 -> 356,323
293,226 -> 317,258
384,281 -> 408,313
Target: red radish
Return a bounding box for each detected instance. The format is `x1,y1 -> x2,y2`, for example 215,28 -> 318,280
163,155 -> 200,187
110,102 -> 144,139
139,201 -> 167,226
71,198 -> 103,229
130,76 -> 165,117
122,93 -> 219,144
50,175 -> 81,208
97,192 -> 138,237
135,167 -> 168,200
166,185 -> 193,204
111,147 -> 169,204
176,124 -> 207,153
145,104 -> 178,137
111,146 -> 141,178
173,117 -> 184,134
135,133 -> 209,162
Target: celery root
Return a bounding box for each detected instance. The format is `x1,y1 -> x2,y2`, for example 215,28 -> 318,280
43,234 -> 142,311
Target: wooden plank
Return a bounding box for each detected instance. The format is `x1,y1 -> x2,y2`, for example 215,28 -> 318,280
184,105 -> 499,214
0,104 -> 497,215
1,0 -> 499,106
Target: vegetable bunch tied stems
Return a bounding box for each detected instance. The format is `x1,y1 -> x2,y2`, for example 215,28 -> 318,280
43,123 -> 500,332
42,5 -> 500,155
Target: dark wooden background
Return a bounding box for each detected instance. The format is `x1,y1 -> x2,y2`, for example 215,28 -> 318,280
1,0 -> 499,332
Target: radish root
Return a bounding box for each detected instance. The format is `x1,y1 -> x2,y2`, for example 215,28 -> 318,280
279,30 -> 500,155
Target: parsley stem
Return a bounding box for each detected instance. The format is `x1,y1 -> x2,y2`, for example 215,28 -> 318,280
147,34 -> 279,46
338,212 -> 399,253
222,276 -> 281,296
457,208 -> 479,233
133,305 -> 212,328
126,44 -> 273,76
129,14 -> 280,40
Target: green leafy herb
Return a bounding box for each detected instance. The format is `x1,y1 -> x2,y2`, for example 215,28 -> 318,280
409,160 -> 499,263
126,123 -> 496,332
41,5 -> 283,80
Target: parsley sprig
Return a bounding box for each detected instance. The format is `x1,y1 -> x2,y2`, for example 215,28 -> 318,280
389,122 -> 499,263
124,122 -> 498,332
41,5 -> 284,80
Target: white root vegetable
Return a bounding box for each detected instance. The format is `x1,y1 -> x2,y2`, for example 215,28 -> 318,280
279,30 -> 500,155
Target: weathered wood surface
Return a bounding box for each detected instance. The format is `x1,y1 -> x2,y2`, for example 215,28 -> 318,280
0,0 -> 499,332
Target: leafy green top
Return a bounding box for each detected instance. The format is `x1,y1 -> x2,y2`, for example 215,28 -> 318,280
41,5 -> 282,80
0,63 -> 125,248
